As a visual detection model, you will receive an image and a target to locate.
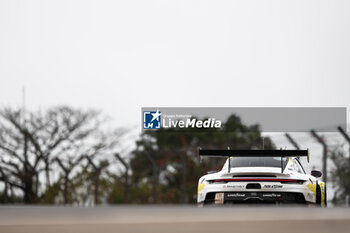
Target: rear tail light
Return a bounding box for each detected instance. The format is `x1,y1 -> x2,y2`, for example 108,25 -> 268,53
209,178 -> 305,184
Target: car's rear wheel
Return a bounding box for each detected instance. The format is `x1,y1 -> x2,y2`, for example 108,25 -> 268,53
316,183 -> 322,206
324,185 -> 327,207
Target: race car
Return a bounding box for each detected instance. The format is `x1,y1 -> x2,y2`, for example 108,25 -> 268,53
197,149 -> 326,206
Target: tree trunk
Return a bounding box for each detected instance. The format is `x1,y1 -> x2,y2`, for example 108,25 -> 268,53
64,174 -> 69,204
181,154 -> 188,203
124,170 -> 129,203
45,161 -> 51,188
152,166 -> 158,203
35,173 -> 39,197
3,181 -> 8,202
94,171 -> 100,205
23,177 -> 36,203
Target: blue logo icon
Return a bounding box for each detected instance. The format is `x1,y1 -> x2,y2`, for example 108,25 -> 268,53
143,110 -> 162,129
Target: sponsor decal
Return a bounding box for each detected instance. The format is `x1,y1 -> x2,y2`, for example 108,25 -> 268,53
143,110 -> 162,129
227,193 -> 246,198
223,184 -> 245,188
141,107 -> 346,132
263,184 -> 283,189
215,193 -> 224,204
262,193 -> 281,198
142,108 -> 222,130
162,118 -> 221,129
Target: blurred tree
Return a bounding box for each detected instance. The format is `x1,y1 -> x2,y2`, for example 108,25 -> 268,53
130,115 -> 274,204
114,153 -> 130,202
330,148 -> 350,205
85,157 -> 110,204
54,156 -> 84,204
1,108 -> 275,205
0,106 -> 123,204
131,134 -> 162,203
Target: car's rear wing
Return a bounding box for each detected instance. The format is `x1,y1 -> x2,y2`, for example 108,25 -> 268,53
198,149 -> 309,173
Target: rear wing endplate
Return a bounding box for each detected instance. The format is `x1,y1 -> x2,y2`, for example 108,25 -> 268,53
198,149 -> 309,173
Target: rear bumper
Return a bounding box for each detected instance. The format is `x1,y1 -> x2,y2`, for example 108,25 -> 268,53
201,191 -> 309,205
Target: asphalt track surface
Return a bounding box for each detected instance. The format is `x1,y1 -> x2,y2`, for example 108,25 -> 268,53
1,205 -> 350,233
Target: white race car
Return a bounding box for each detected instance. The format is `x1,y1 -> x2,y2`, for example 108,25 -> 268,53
197,149 -> 326,206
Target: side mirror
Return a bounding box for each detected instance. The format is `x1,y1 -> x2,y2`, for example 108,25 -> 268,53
207,170 -> 217,174
311,170 -> 322,178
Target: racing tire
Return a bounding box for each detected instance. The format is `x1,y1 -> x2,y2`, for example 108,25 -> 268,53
316,183 -> 322,206
324,185 -> 327,207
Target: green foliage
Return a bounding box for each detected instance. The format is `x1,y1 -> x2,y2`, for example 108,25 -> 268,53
0,191 -> 22,203
128,183 -> 152,204
40,181 -> 61,204
1,110 -> 277,205
130,114 -> 275,204
108,180 -> 125,204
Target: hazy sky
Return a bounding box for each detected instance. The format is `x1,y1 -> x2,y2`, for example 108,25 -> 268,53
1,0 -> 350,126
1,0 -> 350,157
1,1 -> 350,195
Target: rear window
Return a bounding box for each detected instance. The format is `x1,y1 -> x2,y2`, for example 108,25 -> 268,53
229,157 -> 288,168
